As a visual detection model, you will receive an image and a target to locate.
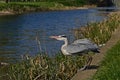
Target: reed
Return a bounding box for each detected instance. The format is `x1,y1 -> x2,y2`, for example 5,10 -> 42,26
7,54 -> 85,80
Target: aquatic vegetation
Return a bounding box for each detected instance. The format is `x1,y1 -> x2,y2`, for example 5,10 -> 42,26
73,12 -> 120,44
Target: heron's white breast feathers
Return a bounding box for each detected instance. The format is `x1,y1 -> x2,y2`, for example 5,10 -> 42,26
61,44 -> 71,55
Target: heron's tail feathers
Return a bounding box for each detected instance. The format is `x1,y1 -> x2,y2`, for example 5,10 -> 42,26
93,49 -> 100,53
96,49 -> 100,53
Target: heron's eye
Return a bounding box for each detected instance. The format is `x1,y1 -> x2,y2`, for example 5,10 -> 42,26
61,35 -> 66,37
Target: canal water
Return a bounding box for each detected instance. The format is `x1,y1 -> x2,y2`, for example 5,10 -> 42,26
0,7 -> 116,62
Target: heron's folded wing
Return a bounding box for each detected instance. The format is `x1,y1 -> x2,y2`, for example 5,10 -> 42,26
65,44 -> 88,54
73,38 -> 93,44
73,39 -> 99,49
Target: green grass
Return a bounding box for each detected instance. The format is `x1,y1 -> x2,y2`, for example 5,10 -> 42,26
92,41 -> 120,80
0,0 -> 94,13
0,2 -> 64,13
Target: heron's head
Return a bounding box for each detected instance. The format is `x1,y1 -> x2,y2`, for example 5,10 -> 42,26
50,35 -> 67,41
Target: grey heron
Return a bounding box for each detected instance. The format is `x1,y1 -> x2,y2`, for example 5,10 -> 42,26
50,35 -> 100,70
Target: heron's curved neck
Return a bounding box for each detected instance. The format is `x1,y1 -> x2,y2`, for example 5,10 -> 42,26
62,38 -> 68,47
61,38 -> 70,55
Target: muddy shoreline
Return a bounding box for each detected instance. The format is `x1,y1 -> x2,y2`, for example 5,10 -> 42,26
0,6 -> 95,16
0,11 -> 14,16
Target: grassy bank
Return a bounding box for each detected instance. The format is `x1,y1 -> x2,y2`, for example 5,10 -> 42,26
0,2 -> 65,13
0,1 -> 96,14
92,41 -> 120,80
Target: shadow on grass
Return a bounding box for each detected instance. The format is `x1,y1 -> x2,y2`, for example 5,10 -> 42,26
86,65 -> 99,70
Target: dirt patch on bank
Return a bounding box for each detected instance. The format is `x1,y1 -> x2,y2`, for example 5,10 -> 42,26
0,6 -> 95,16
71,17 -> 120,80
0,11 -> 14,16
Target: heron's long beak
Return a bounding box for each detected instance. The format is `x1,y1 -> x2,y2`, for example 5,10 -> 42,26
49,36 -> 58,39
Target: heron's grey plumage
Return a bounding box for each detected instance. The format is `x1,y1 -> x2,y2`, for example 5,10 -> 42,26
50,35 -> 99,55
73,39 -> 99,52
63,43 -> 88,55
63,42 -> 99,55
73,38 -> 92,44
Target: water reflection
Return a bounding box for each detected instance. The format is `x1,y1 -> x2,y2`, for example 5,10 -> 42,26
0,8 -> 111,62
0,15 -> 22,62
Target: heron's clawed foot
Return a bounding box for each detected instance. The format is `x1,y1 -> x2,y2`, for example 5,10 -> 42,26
78,65 -> 90,72
79,65 -> 87,71
78,56 -> 93,72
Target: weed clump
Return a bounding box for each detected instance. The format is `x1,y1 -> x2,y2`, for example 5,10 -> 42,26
8,54 -> 85,80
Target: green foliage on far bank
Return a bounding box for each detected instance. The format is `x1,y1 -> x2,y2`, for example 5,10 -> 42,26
92,41 -> 120,80
0,2 -> 64,13
0,0 -> 114,13
56,0 -> 89,7
1,0 -> 92,6
0,0 -> 93,13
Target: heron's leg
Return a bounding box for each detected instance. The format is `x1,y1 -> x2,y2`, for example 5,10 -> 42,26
79,65 -> 87,71
86,56 -> 93,69
79,55 -> 88,71
79,55 -> 92,71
